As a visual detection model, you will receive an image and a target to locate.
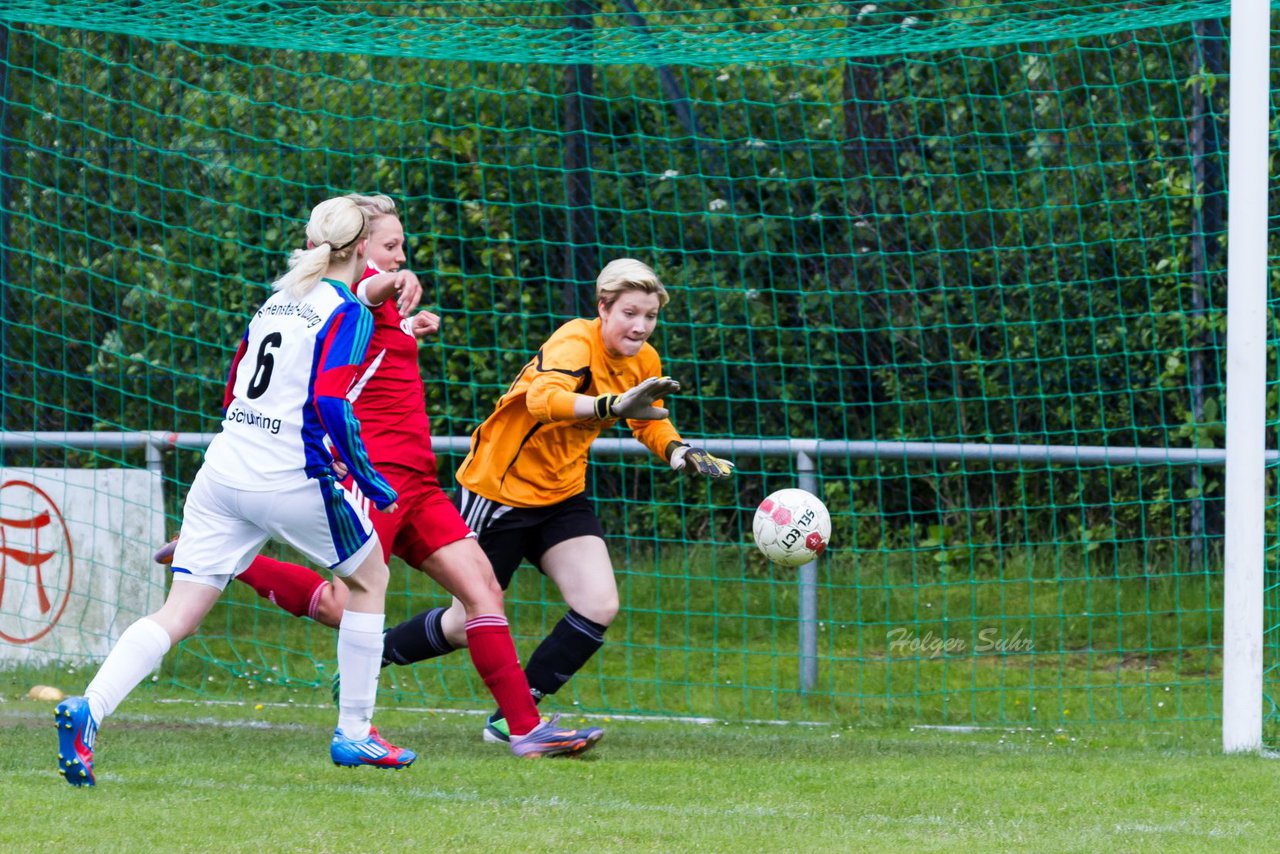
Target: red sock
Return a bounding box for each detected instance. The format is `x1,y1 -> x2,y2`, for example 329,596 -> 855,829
236,556 -> 329,620
464,615 -> 541,736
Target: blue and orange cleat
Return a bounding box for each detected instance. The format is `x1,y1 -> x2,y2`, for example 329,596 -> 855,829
55,696 -> 97,787
510,714 -> 603,759
330,726 -> 416,769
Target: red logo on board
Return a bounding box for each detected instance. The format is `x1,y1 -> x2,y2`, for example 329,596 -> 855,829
0,480 -> 74,644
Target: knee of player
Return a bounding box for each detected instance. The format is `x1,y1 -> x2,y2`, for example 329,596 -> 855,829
479,569 -> 505,602
170,619 -> 203,643
151,611 -> 201,644
345,559 -> 390,594
578,595 -> 619,627
367,561 -> 391,590
460,572 -> 505,613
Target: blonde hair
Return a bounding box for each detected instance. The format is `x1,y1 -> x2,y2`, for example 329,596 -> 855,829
345,192 -> 398,225
596,258 -> 669,309
271,196 -> 368,299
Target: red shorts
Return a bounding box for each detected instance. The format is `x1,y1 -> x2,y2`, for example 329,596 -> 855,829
345,471 -> 473,569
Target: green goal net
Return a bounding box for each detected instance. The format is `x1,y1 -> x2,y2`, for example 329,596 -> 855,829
0,1 -> 1262,732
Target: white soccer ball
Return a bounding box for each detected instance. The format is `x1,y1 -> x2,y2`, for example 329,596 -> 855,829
752,488 -> 831,567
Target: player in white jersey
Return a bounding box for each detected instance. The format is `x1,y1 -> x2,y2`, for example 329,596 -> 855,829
54,197 -> 415,787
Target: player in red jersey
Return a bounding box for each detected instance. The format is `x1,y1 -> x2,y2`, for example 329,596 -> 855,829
160,193 -> 601,758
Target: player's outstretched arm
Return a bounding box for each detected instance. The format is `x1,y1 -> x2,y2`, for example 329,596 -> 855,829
528,366 -> 681,423
593,376 -> 681,420
358,269 -> 421,316
665,440 -> 735,478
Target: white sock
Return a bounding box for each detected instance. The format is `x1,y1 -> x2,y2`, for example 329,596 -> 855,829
337,610 -> 384,740
84,617 -> 172,723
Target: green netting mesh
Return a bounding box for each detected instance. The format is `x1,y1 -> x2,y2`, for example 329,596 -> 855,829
0,1 -> 1238,64
0,1 -> 1263,732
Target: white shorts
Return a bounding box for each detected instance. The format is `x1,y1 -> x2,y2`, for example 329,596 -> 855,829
169,469 -> 378,590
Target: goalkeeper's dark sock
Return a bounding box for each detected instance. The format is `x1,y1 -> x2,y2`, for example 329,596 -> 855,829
521,609 -> 609,699
381,606 -> 455,667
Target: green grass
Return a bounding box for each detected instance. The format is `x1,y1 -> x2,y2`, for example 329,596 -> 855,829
4,694 -> 1278,852
11,542 -> 1264,852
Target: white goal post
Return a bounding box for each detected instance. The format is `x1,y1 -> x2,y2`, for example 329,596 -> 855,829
1221,0 -> 1272,754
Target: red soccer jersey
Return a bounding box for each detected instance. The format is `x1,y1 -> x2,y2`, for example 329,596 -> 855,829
346,267 -> 438,482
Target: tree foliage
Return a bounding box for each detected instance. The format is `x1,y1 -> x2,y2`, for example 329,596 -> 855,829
0,18 -> 1233,567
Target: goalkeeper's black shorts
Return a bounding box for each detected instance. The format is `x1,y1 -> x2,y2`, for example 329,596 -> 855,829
453,487 -> 606,589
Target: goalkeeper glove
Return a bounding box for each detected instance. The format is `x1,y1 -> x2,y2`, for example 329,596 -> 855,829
667,441 -> 735,478
594,376 -> 681,420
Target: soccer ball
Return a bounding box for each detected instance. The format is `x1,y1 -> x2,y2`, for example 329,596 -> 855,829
752,488 -> 831,567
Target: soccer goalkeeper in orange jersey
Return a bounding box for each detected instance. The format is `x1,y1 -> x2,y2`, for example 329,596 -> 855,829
388,256 -> 735,742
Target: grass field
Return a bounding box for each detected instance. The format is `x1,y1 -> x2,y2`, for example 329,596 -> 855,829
3,689 -> 1278,853
5,547 -> 1264,851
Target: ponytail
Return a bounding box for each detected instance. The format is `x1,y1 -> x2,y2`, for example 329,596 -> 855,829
271,197 -> 368,299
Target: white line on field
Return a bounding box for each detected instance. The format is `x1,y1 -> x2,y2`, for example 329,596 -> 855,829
150,697 -> 833,728
911,724 -> 1006,733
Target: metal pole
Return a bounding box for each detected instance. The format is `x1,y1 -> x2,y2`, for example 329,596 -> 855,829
144,432 -> 169,478
0,431 -> 1268,467
561,1 -> 597,318
1189,18 -> 1224,571
796,443 -> 819,692
1222,0 -> 1270,754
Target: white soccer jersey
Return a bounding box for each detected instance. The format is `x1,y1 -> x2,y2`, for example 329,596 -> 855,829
201,278 -> 395,509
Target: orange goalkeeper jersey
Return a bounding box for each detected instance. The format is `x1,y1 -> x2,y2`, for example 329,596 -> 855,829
456,317 -> 683,508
